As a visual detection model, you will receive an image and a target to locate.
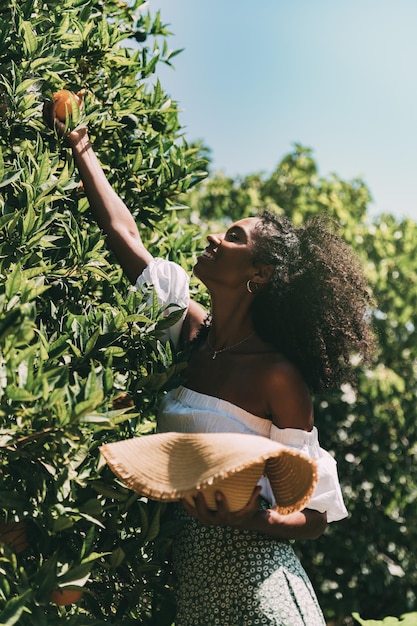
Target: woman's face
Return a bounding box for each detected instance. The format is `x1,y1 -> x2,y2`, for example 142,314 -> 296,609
193,217 -> 262,290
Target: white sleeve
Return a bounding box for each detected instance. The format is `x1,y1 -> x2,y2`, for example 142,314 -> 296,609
135,258 -> 190,350
304,447 -> 348,522
268,425 -> 348,523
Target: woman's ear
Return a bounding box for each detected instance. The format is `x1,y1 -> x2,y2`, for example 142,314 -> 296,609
252,264 -> 275,286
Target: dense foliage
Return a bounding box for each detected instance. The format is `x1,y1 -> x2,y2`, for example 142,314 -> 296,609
0,0 -> 206,624
1,0 -> 416,624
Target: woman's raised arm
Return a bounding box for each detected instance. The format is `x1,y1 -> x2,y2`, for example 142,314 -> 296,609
67,126 -> 153,284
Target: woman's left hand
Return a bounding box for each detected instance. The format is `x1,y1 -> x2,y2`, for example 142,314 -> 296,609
180,485 -> 262,528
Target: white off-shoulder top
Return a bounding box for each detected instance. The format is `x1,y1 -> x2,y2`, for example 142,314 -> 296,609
136,258 -> 348,523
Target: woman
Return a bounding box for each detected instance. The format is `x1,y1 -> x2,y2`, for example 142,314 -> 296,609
46,107 -> 374,624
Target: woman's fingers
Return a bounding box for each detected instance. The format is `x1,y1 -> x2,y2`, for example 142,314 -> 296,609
181,485 -> 263,528
245,485 -> 263,511
43,90 -> 85,135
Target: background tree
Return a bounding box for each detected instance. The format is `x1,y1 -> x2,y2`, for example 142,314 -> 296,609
292,208 -> 417,624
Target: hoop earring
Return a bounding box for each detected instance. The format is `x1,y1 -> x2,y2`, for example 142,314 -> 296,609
246,279 -> 255,294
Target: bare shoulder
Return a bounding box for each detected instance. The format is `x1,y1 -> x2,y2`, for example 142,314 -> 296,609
262,354 -> 314,431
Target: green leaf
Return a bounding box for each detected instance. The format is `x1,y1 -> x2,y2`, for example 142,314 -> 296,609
91,481 -> 130,501
15,79 -> 41,98
20,21 -> 37,55
5,265 -> 22,300
132,147 -> 143,172
72,391 -> 104,421
84,328 -> 100,355
22,205 -> 36,237
144,504 -> 162,542
142,52 -> 160,77
137,501 -> 149,539
0,171 -> 22,189
0,589 -> 32,626
155,306 -> 185,331
110,546 -> 125,568
5,386 -> 39,402
352,615 -> 417,625
0,310 -> 22,342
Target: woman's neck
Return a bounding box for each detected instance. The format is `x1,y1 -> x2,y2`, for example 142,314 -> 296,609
209,297 -> 254,350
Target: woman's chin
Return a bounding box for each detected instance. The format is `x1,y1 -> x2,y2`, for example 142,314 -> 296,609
192,263 -> 204,280
192,262 -> 210,286
192,257 -> 204,276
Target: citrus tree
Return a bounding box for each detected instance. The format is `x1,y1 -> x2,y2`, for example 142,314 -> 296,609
0,0 -> 206,623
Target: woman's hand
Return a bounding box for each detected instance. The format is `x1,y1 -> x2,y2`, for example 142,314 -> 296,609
181,489 -> 327,539
180,485 -> 262,528
42,90 -> 85,143
245,507 -> 327,540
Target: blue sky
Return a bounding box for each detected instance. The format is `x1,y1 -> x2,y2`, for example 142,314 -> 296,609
148,0 -> 417,221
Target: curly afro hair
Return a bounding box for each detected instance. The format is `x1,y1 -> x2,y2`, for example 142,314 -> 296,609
250,209 -> 376,392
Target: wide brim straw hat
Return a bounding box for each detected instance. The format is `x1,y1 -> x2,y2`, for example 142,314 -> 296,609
100,432 -> 318,515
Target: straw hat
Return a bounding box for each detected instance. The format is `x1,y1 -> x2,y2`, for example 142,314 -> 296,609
100,432 -> 318,515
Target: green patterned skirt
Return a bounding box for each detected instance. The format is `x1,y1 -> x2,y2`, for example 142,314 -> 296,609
171,503 -> 326,626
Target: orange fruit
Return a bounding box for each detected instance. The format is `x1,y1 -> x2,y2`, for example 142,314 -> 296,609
0,521 -> 28,553
52,89 -> 81,122
50,588 -> 84,606
112,393 -> 134,409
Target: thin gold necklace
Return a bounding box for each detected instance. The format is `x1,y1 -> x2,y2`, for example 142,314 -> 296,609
206,331 -> 253,360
